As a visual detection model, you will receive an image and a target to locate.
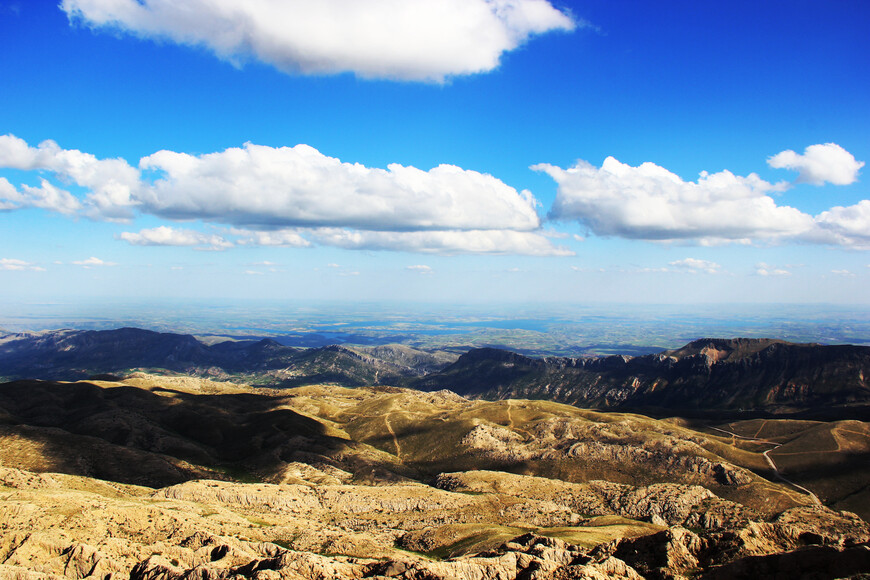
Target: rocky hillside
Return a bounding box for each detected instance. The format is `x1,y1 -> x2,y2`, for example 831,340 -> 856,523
412,338 -> 870,417
1,375 -> 868,579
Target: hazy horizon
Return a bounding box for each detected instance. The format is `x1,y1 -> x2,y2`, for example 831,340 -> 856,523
4,299 -> 870,356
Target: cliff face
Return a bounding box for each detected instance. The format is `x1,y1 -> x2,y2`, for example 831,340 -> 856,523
414,338 -> 870,415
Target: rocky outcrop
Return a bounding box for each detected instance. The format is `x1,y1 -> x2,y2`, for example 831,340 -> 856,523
124,525 -> 870,580
435,471 -> 752,528
595,509 -> 870,580
456,419 -> 759,497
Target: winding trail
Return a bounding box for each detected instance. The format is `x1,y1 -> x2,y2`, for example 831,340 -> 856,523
707,425 -> 822,506
505,399 -> 534,439
506,399 -> 516,429
384,413 -> 402,460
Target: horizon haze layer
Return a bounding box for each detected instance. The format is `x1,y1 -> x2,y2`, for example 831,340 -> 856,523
3,300 -> 870,357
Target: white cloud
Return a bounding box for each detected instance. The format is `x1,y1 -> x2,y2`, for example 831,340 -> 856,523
0,134 -> 140,220
138,143 -> 540,232
406,264 -> 433,274
0,177 -> 22,210
229,228 -> 311,248
20,180 -> 83,215
72,256 -> 117,267
755,262 -> 790,276
636,267 -> 669,273
0,176 -> 82,215
831,269 -> 855,277
669,258 -> 721,274
244,270 -> 264,276
61,0 -> 576,82
537,156 -> 813,244
809,200 -> 870,249
0,258 -> 45,271
768,143 -> 864,186
119,226 -> 233,250
1,135 -> 550,255
311,228 -> 572,256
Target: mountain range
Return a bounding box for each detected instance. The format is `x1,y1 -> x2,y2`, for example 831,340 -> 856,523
2,329 -> 869,418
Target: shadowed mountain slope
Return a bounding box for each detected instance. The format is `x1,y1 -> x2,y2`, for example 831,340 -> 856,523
412,338 -> 870,417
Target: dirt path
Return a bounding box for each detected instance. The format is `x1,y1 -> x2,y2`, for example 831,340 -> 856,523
752,419 -> 769,439
707,425 -> 822,506
761,446 -> 822,505
505,399 -> 534,439
506,399 -> 515,429
384,413 -> 402,460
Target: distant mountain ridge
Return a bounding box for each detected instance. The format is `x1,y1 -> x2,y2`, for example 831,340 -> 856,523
0,327 -> 449,386
413,338 -> 870,416
1,329 -> 869,416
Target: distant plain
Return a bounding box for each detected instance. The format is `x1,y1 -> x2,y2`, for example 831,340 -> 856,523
3,300 -> 870,357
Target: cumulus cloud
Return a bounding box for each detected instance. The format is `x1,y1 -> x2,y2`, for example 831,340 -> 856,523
20,180 -> 83,215
809,200 -> 870,249
0,178 -> 21,210
669,258 -> 721,274
72,256 -> 117,267
0,176 -> 82,215
0,134 -> 140,219
536,156 -> 813,244
60,0 -> 576,82
0,258 -> 45,271
311,228 -> 572,256
138,143 -> 540,231
119,226 -> 232,250
831,269 -> 855,277
406,264 -> 433,274
755,262 -> 790,276
768,143 -> 864,186
229,228 -> 310,248
0,135 -> 552,255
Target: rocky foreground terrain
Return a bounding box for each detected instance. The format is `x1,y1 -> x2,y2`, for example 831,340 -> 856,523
1,374 -> 869,579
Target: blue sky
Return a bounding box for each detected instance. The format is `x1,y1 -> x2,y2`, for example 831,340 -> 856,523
1,0 -> 869,307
